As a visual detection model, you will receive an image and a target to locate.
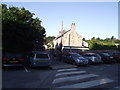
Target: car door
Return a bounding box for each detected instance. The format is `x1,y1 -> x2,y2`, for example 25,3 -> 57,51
64,54 -> 71,63
69,54 -> 76,64
66,54 -> 73,63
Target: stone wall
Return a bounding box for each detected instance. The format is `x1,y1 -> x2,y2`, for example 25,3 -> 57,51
54,23 -> 83,48
62,30 -> 83,46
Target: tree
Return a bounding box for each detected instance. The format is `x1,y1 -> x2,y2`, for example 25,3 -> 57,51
91,37 -> 95,40
82,38 -> 86,41
2,4 -> 46,53
44,36 -> 56,49
45,36 -> 55,41
96,37 -> 100,40
111,36 -> 115,40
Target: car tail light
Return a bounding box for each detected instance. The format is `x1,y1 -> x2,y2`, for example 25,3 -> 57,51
3,57 -> 9,61
118,56 -> 120,59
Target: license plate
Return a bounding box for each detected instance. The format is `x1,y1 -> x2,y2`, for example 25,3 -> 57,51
39,60 -> 47,62
10,61 -> 18,63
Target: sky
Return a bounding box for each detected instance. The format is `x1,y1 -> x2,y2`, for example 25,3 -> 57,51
2,2 -> 118,40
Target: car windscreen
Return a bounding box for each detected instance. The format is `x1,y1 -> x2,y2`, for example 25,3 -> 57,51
102,53 -> 110,56
4,54 -> 23,58
36,54 -> 49,58
71,53 -> 81,57
84,54 -> 95,57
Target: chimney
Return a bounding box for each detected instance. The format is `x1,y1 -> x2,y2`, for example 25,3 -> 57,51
71,23 -> 76,31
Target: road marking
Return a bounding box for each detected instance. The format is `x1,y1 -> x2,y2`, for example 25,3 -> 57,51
114,86 -> 120,88
109,86 -> 120,90
57,68 -> 78,72
24,66 -> 30,72
56,71 -> 86,77
51,65 -> 77,69
53,74 -> 98,84
57,78 -> 114,88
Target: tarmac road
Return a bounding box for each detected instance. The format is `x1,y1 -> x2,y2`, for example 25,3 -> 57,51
2,59 -> 120,89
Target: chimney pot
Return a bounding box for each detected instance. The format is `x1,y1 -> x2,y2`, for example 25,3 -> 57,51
71,23 -> 76,31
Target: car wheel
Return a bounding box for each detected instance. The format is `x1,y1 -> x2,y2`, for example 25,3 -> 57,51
29,63 -> 33,69
48,66 -> 52,70
72,61 -> 77,66
83,64 -> 87,67
89,60 -> 93,65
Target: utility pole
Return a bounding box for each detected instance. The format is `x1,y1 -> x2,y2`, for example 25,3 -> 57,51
61,21 -> 63,31
60,21 -> 63,52
69,34 -> 71,52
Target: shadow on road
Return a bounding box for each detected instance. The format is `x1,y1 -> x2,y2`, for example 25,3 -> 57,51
29,66 -> 52,70
2,66 -> 24,70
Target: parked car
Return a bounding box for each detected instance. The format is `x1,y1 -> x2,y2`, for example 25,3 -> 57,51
2,53 -> 28,67
82,53 -> 103,64
109,52 -> 120,63
28,51 -> 51,68
98,53 -> 114,63
62,52 -> 88,66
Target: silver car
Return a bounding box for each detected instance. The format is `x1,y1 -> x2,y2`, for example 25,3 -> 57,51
62,53 -> 89,66
29,51 -> 51,67
82,53 -> 103,64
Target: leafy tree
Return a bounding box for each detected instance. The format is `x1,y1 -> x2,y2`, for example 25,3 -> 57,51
82,38 -> 86,41
88,36 -> 119,50
96,37 -> 100,40
45,36 -> 55,41
2,4 -> 46,53
114,39 -> 120,44
111,36 -> 115,40
91,37 -> 95,40
44,36 -> 56,49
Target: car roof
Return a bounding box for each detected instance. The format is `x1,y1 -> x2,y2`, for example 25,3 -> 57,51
32,51 -> 48,54
64,52 -> 79,54
84,53 -> 96,55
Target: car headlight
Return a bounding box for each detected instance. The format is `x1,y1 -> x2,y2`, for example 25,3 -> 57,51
76,59 -> 83,62
92,57 -> 96,61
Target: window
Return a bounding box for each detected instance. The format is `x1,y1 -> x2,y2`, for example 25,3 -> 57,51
5,53 -> 23,58
102,53 -> 110,56
71,53 -> 81,57
36,54 -> 49,58
84,54 -> 95,57
64,54 -> 70,56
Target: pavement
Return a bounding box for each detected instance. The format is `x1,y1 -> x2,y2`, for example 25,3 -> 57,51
50,57 -> 77,69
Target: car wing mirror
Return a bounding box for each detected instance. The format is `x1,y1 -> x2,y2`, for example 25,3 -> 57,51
69,56 -> 72,57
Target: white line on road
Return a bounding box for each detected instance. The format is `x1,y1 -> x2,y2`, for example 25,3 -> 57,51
56,71 -> 86,77
57,78 -> 114,88
53,74 -> 98,84
109,86 -> 120,90
24,66 -> 30,72
57,68 -> 78,72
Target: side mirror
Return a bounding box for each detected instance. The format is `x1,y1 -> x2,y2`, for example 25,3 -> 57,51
69,56 -> 72,58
